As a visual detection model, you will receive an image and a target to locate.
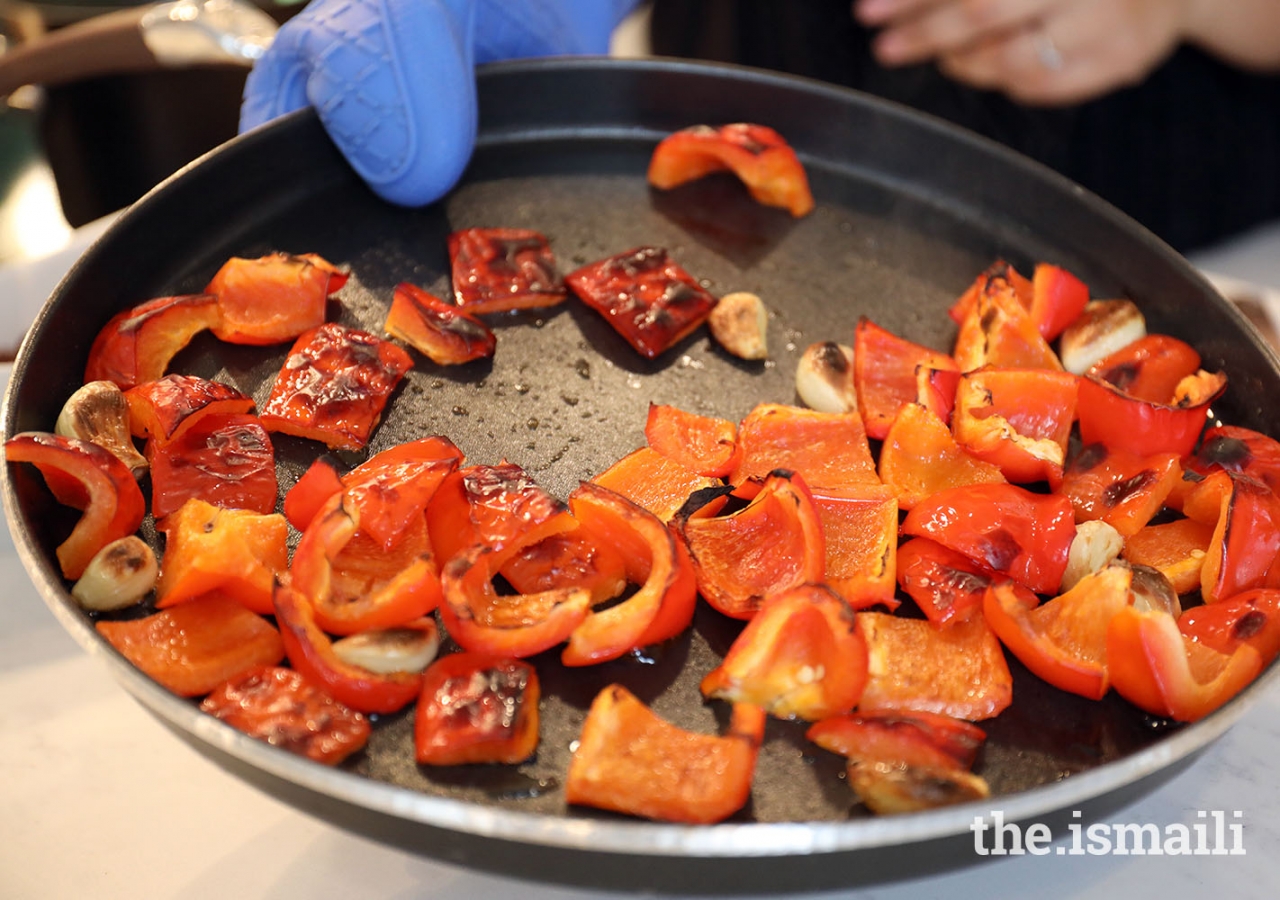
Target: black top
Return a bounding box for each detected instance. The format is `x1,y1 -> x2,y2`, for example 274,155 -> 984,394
650,0 -> 1280,253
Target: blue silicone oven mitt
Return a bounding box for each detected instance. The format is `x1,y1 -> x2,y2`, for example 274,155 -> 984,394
240,0 -> 639,207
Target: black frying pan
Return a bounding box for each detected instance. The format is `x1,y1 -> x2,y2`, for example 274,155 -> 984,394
5,58 -> 1280,894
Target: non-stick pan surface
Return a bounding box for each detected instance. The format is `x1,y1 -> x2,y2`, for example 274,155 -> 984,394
5,58 -> 1280,893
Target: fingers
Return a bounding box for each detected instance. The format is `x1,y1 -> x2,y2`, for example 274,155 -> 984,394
855,0 -> 1061,66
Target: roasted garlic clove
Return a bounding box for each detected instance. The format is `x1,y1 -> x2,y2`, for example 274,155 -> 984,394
1128,562 -> 1182,618
331,619 -> 440,674
847,759 -> 990,815
55,380 -> 148,479
71,536 -> 158,611
1059,299 -> 1146,375
795,341 -> 857,413
1061,520 -> 1124,592
709,291 -> 769,360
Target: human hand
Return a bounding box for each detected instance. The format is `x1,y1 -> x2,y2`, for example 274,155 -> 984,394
240,0 -> 637,207
852,0 -> 1187,105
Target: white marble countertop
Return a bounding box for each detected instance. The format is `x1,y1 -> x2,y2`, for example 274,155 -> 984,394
3,216 -> 1280,900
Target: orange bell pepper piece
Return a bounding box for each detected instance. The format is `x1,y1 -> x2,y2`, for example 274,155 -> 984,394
877,402 -> 1006,511
853,317 -> 960,441
644,402 -> 741,478
84,294 -> 222,389
206,252 -> 346,345
591,446 -> 723,523
565,684 -> 766,824
1120,517 -> 1215,594
951,367 -> 1078,485
384,281 -> 496,364
810,483 -> 899,611
730,403 -> 879,490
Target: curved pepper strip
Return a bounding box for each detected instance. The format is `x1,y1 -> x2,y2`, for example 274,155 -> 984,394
272,581 -> 423,715
1199,473 -> 1280,604
5,432 -> 146,580
1077,372 -> 1226,459
1106,604 -> 1262,722
561,481 -> 694,666
1179,588 -> 1280,666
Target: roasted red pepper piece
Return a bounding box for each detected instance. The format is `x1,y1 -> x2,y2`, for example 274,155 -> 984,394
289,492 -> 443,636
947,260 -> 1033,327
644,402 -> 741,478
414,652 -> 540,765
565,684 -> 765,824
877,402 -> 1006,511
283,458 -> 345,532
915,364 -> 963,426
1076,370 -> 1226,459
84,294 -> 222,389
730,403 -> 879,490
1179,589 -> 1280,667
896,537 -> 994,627
1059,443 -> 1182,537
5,432 -> 146,580
1199,473 -> 1280,604
983,566 -> 1137,701
426,462 -> 568,566
700,583 -> 867,720
807,710 -> 987,770
1028,263 -> 1090,342
853,317 -> 959,441
1106,604 -> 1262,722
155,498 -> 288,615
272,581 -> 424,714
674,469 -> 825,620
561,482 -> 694,665
384,281 -> 496,364
565,246 -> 718,359
591,447 -> 723,523
200,665 -> 370,765
97,592 -> 284,697
146,412 -> 278,520
857,611 -> 1013,720
1120,518 -> 1215,594
953,278 -> 1062,372
1086,334 -> 1202,405
901,482 -> 1076,596
124,374 -> 254,442
340,435 -> 462,551
1191,425 -> 1280,494
647,122 -> 814,217
206,252 -> 346,345
447,227 -> 566,315
810,484 -> 899,611
500,526 -> 629,606
951,367 -> 1078,484
260,322 -> 413,451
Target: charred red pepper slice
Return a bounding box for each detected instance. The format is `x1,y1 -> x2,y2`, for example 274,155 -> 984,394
647,122 -> 814,217
84,294 -> 222,389
857,612 -> 1013,720
1077,370 -> 1226,459
5,432 -> 146,580
701,583 -> 867,720
97,592 -> 284,697
146,412 -> 278,520
1107,604 -> 1262,722
414,652 -> 541,765
1191,425 -> 1280,494
730,403 -> 879,490
951,367 -> 1078,484
807,710 -> 987,770
878,402 -> 1006,511
853,317 -> 959,441
565,246 -> 718,359
426,462 -> 568,566
341,435 -> 462,551
260,322 -> 413,451
1028,263 -> 1090,342
447,227 -> 566,315
983,566 -> 1137,701
1179,589 -> 1280,667
947,260 -> 1033,327
124,374 -> 254,443
644,403 -> 740,478
953,278 -> 1062,372
810,484 -> 899,611
1086,334 -> 1202,405
565,684 -> 765,824
272,581 -> 424,714
289,492 -> 442,636
901,482 -> 1076,595
896,537 -> 994,627
500,526 -> 629,606
1199,473 -> 1280,604
915,364 -> 963,425
561,482 -> 694,665
206,252 -> 346,345
591,447 -> 723,523
674,469 -> 825,620
155,498 -> 288,615
283,457 -> 345,532
384,281 -> 496,364
200,665 -> 370,765
1059,443 -> 1182,537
